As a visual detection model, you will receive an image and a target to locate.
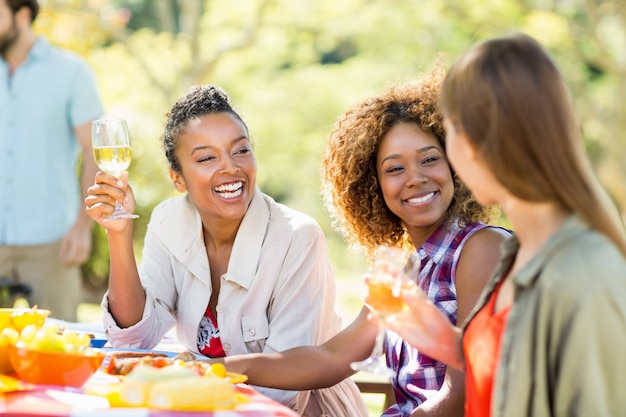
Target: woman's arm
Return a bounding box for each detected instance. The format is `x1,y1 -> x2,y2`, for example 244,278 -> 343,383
219,307 -> 378,390
85,171 -> 145,327
454,227 -> 506,325
105,225 -> 145,327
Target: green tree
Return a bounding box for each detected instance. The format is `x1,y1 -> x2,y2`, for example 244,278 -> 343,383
36,0 -> 625,305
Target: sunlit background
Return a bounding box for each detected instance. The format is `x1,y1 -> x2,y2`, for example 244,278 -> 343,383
31,1 -> 625,413
36,0 -> 625,322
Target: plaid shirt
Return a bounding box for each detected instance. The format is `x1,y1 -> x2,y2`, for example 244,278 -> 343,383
383,219 -> 507,416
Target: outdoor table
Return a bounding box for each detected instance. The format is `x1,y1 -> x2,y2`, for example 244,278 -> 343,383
0,379 -> 300,416
0,320 -> 299,417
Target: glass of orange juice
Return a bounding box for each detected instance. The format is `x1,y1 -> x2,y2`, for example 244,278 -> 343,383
350,246 -> 420,377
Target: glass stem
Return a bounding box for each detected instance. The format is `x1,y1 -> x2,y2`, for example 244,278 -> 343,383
113,201 -> 125,213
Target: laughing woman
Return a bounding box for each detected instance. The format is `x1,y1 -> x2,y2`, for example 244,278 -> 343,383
84,85 -> 367,416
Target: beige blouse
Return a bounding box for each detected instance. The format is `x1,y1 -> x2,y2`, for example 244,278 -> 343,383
102,189 -> 347,406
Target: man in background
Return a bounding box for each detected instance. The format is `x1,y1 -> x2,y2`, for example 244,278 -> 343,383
0,0 -> 103,321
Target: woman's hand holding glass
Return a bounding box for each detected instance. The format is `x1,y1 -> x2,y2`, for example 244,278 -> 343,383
350,245 -> 420,377
381,269 -> 466,372
85,171 -> 136,225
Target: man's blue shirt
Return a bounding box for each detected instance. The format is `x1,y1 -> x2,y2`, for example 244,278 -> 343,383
0,37 -> 103,245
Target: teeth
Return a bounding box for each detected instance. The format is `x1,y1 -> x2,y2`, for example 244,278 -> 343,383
215,181 -> 243,199
218,189 -> 242,199
215,181 -> 242,192
407,192 -> 434,204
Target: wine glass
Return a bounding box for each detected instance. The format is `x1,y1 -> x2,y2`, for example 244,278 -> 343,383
91,118 -> 139,221
350,245 -> 420,377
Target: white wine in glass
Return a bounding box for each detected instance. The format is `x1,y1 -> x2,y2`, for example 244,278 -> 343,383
92,118 -> 139,221
350,245 -> 420,377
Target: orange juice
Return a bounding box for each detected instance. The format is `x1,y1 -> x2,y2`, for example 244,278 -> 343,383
367,279 -> 415,319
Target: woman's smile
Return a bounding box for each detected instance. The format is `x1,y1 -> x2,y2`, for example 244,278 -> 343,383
404,191 -> 438,206
214,180 -> 244,200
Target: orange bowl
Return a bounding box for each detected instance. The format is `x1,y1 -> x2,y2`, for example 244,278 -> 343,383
0,344 -> 11,374
8,345 -> 105,387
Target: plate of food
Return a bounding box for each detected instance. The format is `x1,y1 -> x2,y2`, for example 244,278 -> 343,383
99,348 -> 185,375
85,351 -> 249,411
99,349 -> 246,383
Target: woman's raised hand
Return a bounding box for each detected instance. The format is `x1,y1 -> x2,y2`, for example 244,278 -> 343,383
84,171 -> 136,230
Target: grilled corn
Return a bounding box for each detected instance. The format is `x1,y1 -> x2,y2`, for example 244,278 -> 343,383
148,375 -> 241,411
119,363 -> 196,406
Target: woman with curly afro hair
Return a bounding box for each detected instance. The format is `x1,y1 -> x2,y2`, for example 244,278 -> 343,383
322,62 -> 496,256
219,63 -> 510,417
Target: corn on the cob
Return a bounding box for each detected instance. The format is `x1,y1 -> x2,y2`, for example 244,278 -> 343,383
119,363 -> 197,406
148,375 -> 242,411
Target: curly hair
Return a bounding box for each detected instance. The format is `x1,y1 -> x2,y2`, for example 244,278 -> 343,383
322,63 -> 497,257
162,84 -> 248,173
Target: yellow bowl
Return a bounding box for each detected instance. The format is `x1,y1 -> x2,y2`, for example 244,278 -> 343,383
8,345 -> 105,387
0,308 -> 51,374
0,308 -> 51,332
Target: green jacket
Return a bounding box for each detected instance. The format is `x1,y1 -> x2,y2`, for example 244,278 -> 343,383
463,215 -> 626,416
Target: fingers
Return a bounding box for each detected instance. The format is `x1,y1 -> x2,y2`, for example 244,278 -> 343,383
363,305 -> 380,324
402,289 -> 428,306
85,190 -> 119,220
361,272 -> 373,301
85,171 -> 137,229
85,171 -> 134,212
94,170 -> 125,187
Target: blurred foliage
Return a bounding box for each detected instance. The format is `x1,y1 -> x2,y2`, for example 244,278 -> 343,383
36,0 -> 625,302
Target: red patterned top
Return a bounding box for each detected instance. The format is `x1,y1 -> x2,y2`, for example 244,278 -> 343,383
197,304 -> 226,357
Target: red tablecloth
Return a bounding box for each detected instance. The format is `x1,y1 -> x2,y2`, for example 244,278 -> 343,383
0,380 -> 299,417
